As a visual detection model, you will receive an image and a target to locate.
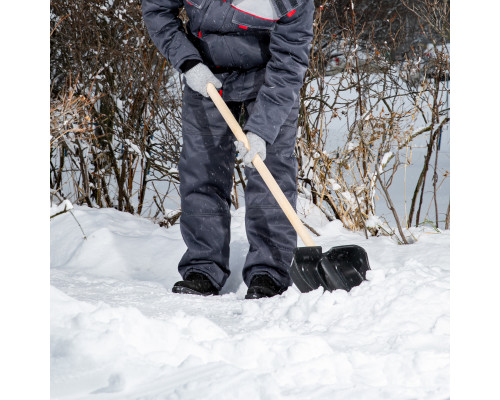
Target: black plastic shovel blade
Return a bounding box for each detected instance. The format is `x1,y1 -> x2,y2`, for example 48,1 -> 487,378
290,245 -> 371,293
289,246 -> 324,292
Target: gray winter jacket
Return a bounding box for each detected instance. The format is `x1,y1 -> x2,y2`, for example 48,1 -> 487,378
142,0 -> 314,144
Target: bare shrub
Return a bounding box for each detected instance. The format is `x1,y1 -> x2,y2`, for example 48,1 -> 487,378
50,0 -> 183,217
50,1 -> 450,241
296,0 -> 450,242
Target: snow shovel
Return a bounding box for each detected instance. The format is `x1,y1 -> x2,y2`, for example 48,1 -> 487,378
206,83 -> 370,293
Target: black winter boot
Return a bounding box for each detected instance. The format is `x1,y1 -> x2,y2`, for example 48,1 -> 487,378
245,274 -> 286,299
172,272 -> 219,296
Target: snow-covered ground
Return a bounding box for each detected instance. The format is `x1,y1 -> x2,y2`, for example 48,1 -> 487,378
51,201 -> 449,399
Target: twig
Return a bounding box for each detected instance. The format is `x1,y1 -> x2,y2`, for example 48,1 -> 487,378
50,190 -> 88,240
432,129 -> 441,228
300,220 -> 321,237
50,13 -> 69,37
376,172 -> 409,244
51,207 -> 88,239
50,206 -> 88,240
353,190 -> 369,239
445,200 -> 450,230
68,210 -> 88,240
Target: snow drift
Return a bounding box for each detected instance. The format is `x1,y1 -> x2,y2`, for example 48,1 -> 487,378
51,203 -> 449,399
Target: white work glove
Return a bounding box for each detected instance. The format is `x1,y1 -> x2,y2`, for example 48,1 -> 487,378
235,132 -> 267,168
184,63 -> 222,97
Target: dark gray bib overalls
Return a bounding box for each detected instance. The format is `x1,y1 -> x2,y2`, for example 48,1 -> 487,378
142,0 -> 314,289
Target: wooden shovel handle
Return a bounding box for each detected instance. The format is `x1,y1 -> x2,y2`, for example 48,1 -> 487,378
206,83 -> 316,247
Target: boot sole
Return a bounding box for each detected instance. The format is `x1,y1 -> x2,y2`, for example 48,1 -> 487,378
172,285 -> 219,296
245,287 -> 283,300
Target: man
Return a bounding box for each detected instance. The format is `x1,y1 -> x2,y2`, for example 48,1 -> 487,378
142,0 -> 314,298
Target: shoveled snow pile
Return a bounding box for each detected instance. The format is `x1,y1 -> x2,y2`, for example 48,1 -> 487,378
50,203 -> 449,400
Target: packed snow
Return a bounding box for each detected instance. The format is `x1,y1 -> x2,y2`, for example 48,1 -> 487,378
50,200 -> 449,399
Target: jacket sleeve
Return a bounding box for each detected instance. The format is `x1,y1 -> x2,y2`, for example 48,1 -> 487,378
243,0 -> 314,144
141,0 -> 203,71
